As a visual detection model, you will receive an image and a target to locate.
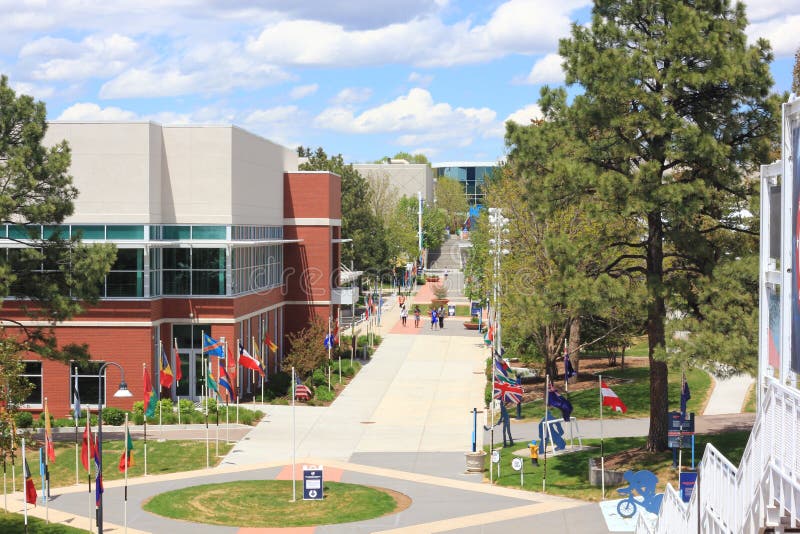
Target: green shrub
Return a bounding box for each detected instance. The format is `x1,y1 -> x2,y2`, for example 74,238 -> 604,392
417,277 -> 426,285
132,412 -> 145,425
15,412 -> 33,428
315,387 -> 334,402
158,399 -> 174,413
101,407 -> 126,426
238,411 -> 253,425
178,399 -> 196,417
205,398 -> 218,415
311,368 -> 327,387
267,371 -> 291,397
340,360 -> 361,378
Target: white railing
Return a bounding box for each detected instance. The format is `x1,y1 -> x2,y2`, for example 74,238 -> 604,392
637,377 -> 800,533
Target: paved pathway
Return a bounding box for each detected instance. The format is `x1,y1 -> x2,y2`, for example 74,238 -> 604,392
703,372 -> 755,415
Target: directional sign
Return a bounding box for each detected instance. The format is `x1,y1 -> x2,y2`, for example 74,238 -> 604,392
511,457 -> 523,471
303,465 -> 324,501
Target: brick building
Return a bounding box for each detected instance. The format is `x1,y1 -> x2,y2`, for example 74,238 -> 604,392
1,122 -> 342,416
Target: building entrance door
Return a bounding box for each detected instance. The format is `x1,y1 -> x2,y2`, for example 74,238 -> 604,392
172,323 -> 212,402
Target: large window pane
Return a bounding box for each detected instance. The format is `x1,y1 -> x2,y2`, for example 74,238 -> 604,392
192,226 -> 226,240
163,226 -> 190,240
9,225 -> 38,239
71,225 -> 105,239
106,225 -> 144,240
163,271 -> 190,295
71,362 -> 106,405
192,270 -> 225,295
43,225 -> 69,240
163,249 -> 190,269
113,249 -> 143,270
107,271 -> 142,297
192,248 -> 224,269
22,362 -> 42,405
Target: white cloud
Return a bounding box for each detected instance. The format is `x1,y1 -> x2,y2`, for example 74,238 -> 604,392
524,53 -> 564,85
747,15 -> 800,57
506,104 -> 543,125
243,105 -> 307,148
742,0 -> 800,22
56,102 -> 139,121
289,83 -> 319,99
247,0 -> 590,68
11,81 -> 55,99
331,87 -> 373,105
408,71 -> 433,86
26,34 -> 140,81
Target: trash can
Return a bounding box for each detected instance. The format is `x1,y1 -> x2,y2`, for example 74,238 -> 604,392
529,440 -> 539,466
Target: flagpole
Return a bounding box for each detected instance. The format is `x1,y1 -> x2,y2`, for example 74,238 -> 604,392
75,413 -> 79,485
490,326 -> 495,484
123,413 -> 128,534
142,363 -> 148,478
174,338 -> 181,426
291,366 -> 296,502
3,455 -> 6,513
328,315 -> 332,392
158,340 -> 163,438
543,375 -> 549,492
87,412 -> 93,534
22,437 -> 28,532
599,374 -> 605,500
564,344 -> 569,394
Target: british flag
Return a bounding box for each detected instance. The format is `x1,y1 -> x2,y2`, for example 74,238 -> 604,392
493,375 -> 523,404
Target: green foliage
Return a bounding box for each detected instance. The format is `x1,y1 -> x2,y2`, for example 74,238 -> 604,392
311,368 -> 327,387
0,512 -> 87,533
340,360 -> 360,378
435,176 -> 469,230
315,387 -> 334,402
179,399 -> 196,416
14,411 -> 33,428
386,152 -> 430,164
267,371 -> 291,397
101,407 -> 126,426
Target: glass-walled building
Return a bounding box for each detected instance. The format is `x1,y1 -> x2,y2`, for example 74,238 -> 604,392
1,122 -> 342,416
432,161 -> 500,206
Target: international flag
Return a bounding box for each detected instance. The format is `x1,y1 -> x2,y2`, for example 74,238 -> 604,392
174,338 -> 182,383
118,426 -> 134,472
44,399 -> 56,463
159,345 -> 174,388
264,333 -> 278,353
225,343 -> 238,399
332,324 -> 339,344
143,364 -> 157,418
294,376 -> 312,401
24,459 -> 37,506
218,362 -> 235,403
564,350 -> 576,380
202,333 -> 225,357
493,378 -> 523,404
239,343 -> 265,377
494,354 -> 511,378
601,380 -> 627,413
72,374 -> 81,420
680,374 -> 691,421
80,416 -> 96,471
547,383 -> 573,421
323,332 -> 334,350
206,361 -> 219,398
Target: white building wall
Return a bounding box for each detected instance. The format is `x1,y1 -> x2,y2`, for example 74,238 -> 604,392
353,162 -> 433,202
45,122 -> 158,224
44,122 -> 297,226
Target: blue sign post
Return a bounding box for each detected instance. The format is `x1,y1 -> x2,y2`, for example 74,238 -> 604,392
303,466 -> 324,500
679,472 -> 697,503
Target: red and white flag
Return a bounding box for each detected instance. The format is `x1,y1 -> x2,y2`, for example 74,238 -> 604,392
601,381 -> 627,413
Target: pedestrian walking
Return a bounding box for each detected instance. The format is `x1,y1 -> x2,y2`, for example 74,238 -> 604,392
431,308 -> 437,330
414,306 -> 421,328
400,305 -> 408,327
438,306 -> 445,329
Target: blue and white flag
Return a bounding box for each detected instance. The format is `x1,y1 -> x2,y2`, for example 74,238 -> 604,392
72,374 -> 81,420
323,333 -> 334,350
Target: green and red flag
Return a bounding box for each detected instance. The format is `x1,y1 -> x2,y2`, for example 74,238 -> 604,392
118,426 -> 134,472
143,364 -> 157,418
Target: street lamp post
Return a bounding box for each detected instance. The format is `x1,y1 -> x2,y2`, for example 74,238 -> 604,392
96,361 -> 133,534
487,207 -> 510,482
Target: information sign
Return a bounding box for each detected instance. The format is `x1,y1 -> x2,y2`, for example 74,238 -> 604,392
303,465 -> 324,500
679,472 -> 697,503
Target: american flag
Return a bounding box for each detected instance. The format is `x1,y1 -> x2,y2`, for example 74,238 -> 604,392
294,377 -> 313,401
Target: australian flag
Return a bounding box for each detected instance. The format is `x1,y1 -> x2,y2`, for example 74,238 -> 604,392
547,384 -> 573,421
564,352 -> 576,380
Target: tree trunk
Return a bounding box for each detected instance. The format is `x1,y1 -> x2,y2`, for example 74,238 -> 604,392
569,317 -> 581,375
645,212 -> 669,452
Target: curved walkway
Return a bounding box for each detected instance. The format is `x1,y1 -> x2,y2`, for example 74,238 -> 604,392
703,373 -> 754,415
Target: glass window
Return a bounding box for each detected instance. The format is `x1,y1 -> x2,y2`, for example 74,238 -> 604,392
192,248 -> 224,269
71,225 -> 105,239
43,225 -> 69,240
9,225 -> 38,240
192,226 -> 226,240
105,248 -> 144,297
71,362 -> 106,406
163,248 -> 190,269
163,226 -> 190,240
106,225 -> 144,240
21,362 -> 42,406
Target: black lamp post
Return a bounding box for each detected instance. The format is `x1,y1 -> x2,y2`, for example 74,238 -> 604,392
96,361 -> 133,534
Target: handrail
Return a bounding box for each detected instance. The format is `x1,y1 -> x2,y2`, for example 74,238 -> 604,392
639,377 -> 800,533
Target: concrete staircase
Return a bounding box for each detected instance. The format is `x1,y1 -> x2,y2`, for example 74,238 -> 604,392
427,235 -> 462,270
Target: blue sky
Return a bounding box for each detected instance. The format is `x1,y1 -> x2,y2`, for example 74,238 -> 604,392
1,0 -> 797,164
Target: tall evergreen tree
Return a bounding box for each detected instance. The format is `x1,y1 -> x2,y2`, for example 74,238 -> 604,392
558,0 -> 779,450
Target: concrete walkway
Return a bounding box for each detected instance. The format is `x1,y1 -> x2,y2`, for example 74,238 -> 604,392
703,372 -> 755,415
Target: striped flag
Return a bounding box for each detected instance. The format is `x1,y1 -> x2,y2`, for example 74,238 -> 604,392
118,426 -> 134,472
264,333 -> 278,353
218,362 -> 235,403
24,458 -> 37,505
159,345 -> 174,388
143,364 -> 157,418
44,399 -> 56,463
294,376 -> 312,401
202,333 -> 225,357
601,381 -> 627,413
173,338 -> 183,383
239,343 -> 265,377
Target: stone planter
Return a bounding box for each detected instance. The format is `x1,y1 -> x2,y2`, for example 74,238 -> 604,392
465,451 -> 487,473
431,298 -> 449,308
588,457 -> 626,487
427,276 -> 440,283
464,322 -> 480,331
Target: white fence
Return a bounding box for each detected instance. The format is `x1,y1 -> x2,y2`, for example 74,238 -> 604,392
637,377 -> 800,533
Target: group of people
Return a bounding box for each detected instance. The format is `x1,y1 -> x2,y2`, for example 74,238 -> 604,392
399,304 -> 423,328
430,306 -> 446,330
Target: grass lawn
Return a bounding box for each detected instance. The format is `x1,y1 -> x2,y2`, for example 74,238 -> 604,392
144,480 -> 401,527
0,513 -> 86,533
486,431 -> 750,501
743,382 -> 756,413
12,439 -> 233,490
519,367 -> 711,420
